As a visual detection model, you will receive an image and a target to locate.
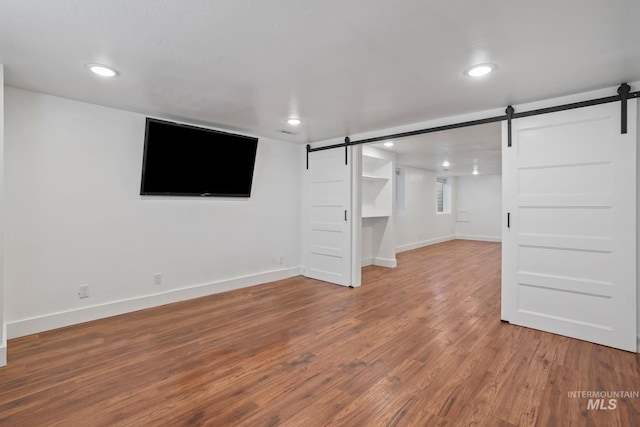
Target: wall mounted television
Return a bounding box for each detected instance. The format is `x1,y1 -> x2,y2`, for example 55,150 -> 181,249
140,118 -> 259,197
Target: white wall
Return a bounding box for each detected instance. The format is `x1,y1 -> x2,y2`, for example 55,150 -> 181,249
455,174 -> 502,242
394,166 -> 456,252
0,66 -> 5,366
4,87 -> 302,338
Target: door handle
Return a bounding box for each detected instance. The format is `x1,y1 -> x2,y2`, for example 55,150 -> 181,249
345,210 -> 348,221
507,212 -> 511,229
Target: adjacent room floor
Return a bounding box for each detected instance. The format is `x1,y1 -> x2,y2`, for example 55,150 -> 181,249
0,240 -> 638,426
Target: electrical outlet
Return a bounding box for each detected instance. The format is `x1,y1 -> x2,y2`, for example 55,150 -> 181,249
279,256 -> 284,265
78,284 -> 90,299
154,273 -> 162,286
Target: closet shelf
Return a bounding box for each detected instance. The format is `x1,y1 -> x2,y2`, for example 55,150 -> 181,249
362,214 -> 390,219
362,174 -> 389,182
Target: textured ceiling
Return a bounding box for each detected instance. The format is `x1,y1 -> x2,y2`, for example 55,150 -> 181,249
1,1 -> 639,173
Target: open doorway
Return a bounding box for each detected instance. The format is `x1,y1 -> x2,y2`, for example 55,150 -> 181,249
357,122 -> 502,274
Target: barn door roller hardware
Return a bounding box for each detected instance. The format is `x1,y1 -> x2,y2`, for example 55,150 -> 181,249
345,137 -> 351,165
506,83 -> 637,144
506,106 -> 514,147
306,83 -> 639,166
618,83 -> 631,134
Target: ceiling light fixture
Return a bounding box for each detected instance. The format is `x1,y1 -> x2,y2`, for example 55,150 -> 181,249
442,160 -> 450,167
384,141 -> 394,147
287,118 -> 301,126
464,63 -> 496,77
473,169 -> 479,175
86,63 -> 119,78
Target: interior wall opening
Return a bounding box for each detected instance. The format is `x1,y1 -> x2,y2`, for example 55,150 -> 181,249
357,122 -> 503,277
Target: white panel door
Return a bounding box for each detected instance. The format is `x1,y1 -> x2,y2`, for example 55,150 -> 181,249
303,147 -> 352,286
502,100 -> 637,352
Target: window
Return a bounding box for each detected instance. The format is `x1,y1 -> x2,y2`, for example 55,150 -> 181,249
436,177 -> 451,214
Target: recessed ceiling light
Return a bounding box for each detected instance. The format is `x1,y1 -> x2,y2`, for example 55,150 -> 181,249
464,63 -> 496,77
287,118 -> 301,126
473,169 -> 479,175
442,160 -> 450,167
86,63 -> 119,78
384,141 -> 394,147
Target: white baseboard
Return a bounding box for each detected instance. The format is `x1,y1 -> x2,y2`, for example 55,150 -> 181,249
7,266 -> 302,339
361,257 -> 397,268
455,234 -> 502,243
1,323 -> 5,366
396,235 -> 455,253
373,257 -> 397,268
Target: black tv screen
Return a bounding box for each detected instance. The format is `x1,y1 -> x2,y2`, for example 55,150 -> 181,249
140,118 -> 259,197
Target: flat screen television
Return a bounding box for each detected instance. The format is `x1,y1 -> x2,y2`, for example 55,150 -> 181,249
140,118 -> 259,197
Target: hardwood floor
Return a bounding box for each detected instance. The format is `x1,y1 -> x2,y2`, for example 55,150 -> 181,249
1,240 -> 639,426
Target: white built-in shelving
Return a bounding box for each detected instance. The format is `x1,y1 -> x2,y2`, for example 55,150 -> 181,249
362,154 -> 392,218
360,146 -> 396,269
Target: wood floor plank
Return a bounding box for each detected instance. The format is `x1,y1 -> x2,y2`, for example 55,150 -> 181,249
1,240 -> 639,426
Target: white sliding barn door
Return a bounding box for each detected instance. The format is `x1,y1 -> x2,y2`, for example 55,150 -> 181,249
303,147 -> 352,287
502,100 -> 637,352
